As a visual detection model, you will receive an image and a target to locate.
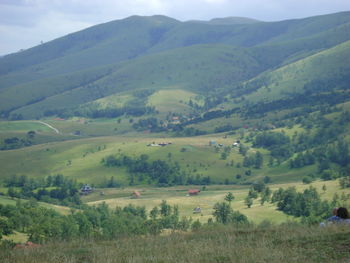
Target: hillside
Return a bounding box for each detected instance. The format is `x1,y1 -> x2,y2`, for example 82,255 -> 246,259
1,12 -> 350,120
0,11 -> 349,218
242,39 -> 350,103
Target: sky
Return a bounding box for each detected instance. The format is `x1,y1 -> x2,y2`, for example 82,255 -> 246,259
1,0 -> 350,55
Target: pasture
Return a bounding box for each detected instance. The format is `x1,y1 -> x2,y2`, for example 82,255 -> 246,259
0,130 -> 317,185
85,179 -> 349,224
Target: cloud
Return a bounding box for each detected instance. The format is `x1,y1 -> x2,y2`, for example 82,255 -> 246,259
0,0 -> 350,55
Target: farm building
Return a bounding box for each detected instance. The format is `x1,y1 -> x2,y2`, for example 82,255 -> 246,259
193,207 -> 202,214
188,189 -> 201,196
209,140 -> 217,146
80,184 -> 93,195
131,191 -> 141,199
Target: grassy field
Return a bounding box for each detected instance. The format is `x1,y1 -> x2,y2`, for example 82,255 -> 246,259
85,179 -> 349,224
0,129 -> 320,185
0,121 -> 53,133
2,224 -> 350,263
147,89 -> 201,117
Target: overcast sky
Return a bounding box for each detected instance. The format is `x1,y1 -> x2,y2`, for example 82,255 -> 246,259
1,0 -> 350,55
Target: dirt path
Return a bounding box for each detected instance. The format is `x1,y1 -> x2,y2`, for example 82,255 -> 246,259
36,121 -> 59,134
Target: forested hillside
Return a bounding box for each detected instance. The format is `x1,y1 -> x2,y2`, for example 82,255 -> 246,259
1,11 -> 350,120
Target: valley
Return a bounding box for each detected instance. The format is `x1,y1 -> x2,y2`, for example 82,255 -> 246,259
0,11 -> 349,254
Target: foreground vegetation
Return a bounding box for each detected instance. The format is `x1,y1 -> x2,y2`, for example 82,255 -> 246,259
1,224 -> 349,263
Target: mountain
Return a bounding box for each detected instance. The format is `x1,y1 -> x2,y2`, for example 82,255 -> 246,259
0,11 -> 350,120
189,16 -> 261,25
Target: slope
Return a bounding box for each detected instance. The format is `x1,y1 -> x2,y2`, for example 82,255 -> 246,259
0,15 -> 179,88
242,39 -> 350,104
7,44 -> 263,119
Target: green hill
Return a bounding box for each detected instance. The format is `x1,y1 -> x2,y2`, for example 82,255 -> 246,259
1,12 -> 350,119
0,11 -> 350,195
243,39 -> 350,103
3,44 -> 263,119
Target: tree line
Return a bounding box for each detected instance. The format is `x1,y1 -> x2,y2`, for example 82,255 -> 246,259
102,154 -> 211,186
0,200 -> 193,243
4,174 -> 82,207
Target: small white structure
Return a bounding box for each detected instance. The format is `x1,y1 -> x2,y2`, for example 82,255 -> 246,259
193,207 -> 202,214
80,184 -> 93,195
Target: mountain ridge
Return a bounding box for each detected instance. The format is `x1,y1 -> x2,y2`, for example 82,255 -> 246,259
1,11 -> 350,120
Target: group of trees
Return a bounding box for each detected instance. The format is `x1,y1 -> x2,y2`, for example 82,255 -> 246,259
102,154 -> 215,186
132,117 -> 166,132
0,131 -> 36,150
45,105 -> 156,119
102,154 -> 191,186
213,192 -> 248,224
270,186 -> 341,223
244,181 -> 272,208
253,131 -> 292,160
0,200 -> 194,243
243,151 -> 264,169
5,174 -> 82,206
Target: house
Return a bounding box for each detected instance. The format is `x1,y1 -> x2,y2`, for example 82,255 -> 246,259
147,142 -> 172,147
147,143 -> 160,147
131,191 -> 141,199
80,184 -> 93,195
193,207 -> 202,214
209,140 -> 217,146
188,189 -> 201,196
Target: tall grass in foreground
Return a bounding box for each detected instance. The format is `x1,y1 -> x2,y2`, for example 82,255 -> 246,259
1,223 -> 349,263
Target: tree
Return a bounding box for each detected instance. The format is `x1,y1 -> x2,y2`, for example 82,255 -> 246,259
254,151 -> 263,169
221,152 -> 228,160
245,196 -> 253,208
239,144 -> 248,156
260,187 -> 271,205
160,200 -> 171,217
224,192 -> 235,204
27,131 -> 36,139
213,202 -> 232,224
150,206 -> 159,220
8,187 -> 17,198
0,218 -> 13,239
248,188 -> 258,199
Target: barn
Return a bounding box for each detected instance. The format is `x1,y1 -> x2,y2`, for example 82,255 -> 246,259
188,189 -> 201,196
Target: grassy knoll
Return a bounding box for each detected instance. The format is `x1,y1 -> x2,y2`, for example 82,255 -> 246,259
147,89 -> 201,117
2,224 -> 350,263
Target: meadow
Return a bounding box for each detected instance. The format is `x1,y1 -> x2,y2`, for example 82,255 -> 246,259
85,179 -> 349,224
0,129 -> 315,185
2,224 -> 349,263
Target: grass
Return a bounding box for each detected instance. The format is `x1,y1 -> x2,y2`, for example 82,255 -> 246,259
147,89 -> 200,117
244,40 -> 350,103
0,121 -> 53,133
2,232 -> 28,244
43,118 -> 136,136
2,224 -> 350,263
0,196 -> 71,215
0,130 -> 330,186
85,179 -> 348,224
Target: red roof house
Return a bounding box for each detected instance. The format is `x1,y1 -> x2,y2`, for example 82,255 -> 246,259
188,189 -> 201,196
